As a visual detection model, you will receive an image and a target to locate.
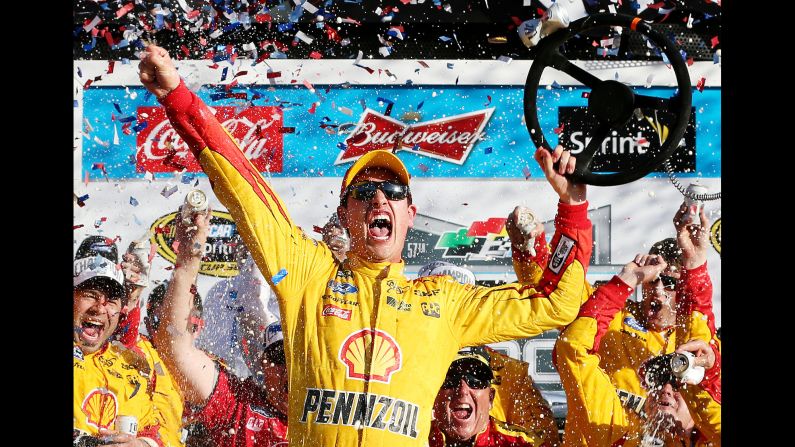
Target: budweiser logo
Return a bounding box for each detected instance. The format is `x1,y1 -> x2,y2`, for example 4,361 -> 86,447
322,304 -> 352,321
336,108 -> 494,165
136,106 -> 284,173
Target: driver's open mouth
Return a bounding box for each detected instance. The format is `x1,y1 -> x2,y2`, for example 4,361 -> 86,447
368,213 -> 392,241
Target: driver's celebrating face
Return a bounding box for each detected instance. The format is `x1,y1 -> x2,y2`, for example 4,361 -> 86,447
138,44 -> 593,447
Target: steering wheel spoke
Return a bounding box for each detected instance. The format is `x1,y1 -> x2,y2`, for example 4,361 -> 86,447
549,52 -> 602,88
573,122 -> 612,173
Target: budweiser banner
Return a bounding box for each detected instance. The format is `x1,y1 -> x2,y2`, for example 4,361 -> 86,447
337,108 -> 494,165
81,86 -> 721,180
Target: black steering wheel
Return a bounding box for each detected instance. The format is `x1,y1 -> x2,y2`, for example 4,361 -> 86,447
523,13 -> 692,186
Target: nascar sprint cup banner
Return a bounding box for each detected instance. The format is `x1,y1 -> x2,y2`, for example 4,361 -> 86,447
74,60 -> 721,335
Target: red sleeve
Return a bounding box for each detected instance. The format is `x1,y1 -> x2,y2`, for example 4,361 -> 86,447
537,201 -> 592,295
576,276 -> 634,351
512,230 -> 550,266
194,367 -> 242,429
677,263 -> 716,334
158,80 -> 210,157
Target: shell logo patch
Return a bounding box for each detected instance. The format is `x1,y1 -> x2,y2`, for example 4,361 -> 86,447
339,329 -> 402,383
81,388 -> 118,430
710,218 -> 721,254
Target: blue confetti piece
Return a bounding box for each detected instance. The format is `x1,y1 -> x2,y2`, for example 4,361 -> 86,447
132,122 -> 148,132
484,147 -> 493,154
412,144 -> 420,151
212,53 -> 231,62
551,81 -> 562,89
712,52 -> 720,64
78,194 -> 90,202
99,2 -> 110,10
154,14 -> 165,29
289,5 -> 304,22
406,79 -> 413,86
446,63 -> 454,69
661,52 -> 671,65
376,97 -> 393,105
417,101 -> 424,110
221,67 -> 229,81
122,58 -> 130,65
337,142 -> 347,150
271,268 -> 288,285
277,22 -> 294,32
114,103 -> 122,114
128,155 -> 136,165
129,197 -> 139,207
74,100 -> 79,108
77,67 -> 82,78
181,173 -> 196,184
439,36 -> 452,42
112,39 -> 130,50
210,93 -> 226,101
223,22 -> 242,33
119,116 -> 137,123
83,37 -> 97,52
144,91 -> 153,101
271,51 -> 288,59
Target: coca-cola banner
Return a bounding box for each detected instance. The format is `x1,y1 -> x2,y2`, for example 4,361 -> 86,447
81,86 -> 720,179
136,106 -> 283,173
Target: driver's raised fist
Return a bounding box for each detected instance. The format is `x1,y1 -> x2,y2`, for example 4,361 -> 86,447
138,45 -> 181,99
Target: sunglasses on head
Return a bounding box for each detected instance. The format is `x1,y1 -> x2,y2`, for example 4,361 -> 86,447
441,372 -> 491,390
344,180 -> 410,202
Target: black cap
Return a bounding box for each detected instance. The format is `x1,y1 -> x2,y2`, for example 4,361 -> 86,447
75,235 -> 119,264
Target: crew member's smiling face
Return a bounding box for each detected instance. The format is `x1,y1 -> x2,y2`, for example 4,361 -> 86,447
338,167 -> 416,264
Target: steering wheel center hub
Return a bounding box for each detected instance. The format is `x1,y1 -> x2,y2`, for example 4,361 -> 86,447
587,80 -> 635,127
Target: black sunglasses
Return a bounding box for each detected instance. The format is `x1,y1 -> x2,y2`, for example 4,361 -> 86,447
344,180 -> 410,202
441,372 -> 491,390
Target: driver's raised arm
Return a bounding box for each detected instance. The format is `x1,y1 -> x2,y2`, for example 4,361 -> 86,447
138,46 -> 335,309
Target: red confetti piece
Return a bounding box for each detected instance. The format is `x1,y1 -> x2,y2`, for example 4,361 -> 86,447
180,45 -> 191,57
254,13 -> 272,23
267,71 -> 281,79
279,127 -> 296,133
73,224 -> 85,230
207,63 -> 219,69
485,95 -> 492,106
686,57 -> 694,66
637,138 -> 648,145
710,36 -> 719,48
695,77 -> 706,92
553,123 -> 565,134
308,103 -> 317,114
418,61 -> 430,68
83,79 -> 93,90
309,51 -> 323,59
303,79 -> 315,92
187,10 -> 201,19
224,79 -> 239,91
107,61 -> 115,74
312,225 -> 324,234
233,71 -> 249,78
581,92 -> 590,98
116,3 -> 134,18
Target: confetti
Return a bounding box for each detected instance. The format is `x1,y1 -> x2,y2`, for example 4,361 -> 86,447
338,106 -> 353,116
418,61 -> 430,68
695,77 -> 706,92
439,36 -> 452,42
271,268 -> 289,285
447,63 -> 454,69
303,79 -> 316,92
161,185 -> 179,198
73,224 -> 85,230
498,55 -> 512,63
522,166 -> 532,179
129,197 -> 139,207
418,163 -> 429,173
295,30 -> 314,44
267,71 -> 282,79
94,217 -> 108,229
710,36 -> 719,48
484,147 -> 493,154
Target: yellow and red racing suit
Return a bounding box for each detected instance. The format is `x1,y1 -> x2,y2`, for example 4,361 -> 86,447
513,237 -> 720,424
159,80 -> 593,447
554,277 -> 721,446
429,417 -> 547,446
73,341 -> 164,446
137,335 -> 187,447
488,348 -> 560,447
